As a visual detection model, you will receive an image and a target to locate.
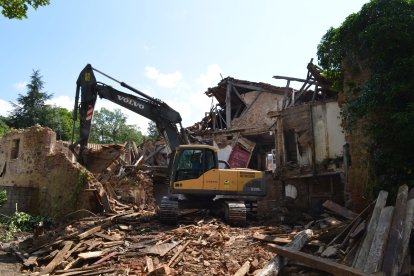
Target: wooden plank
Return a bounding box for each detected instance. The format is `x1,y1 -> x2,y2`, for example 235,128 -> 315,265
267,244 -> 369,276
167,240 -> 191,267
258,229 -> 313,276
42,241 -> 73,274
93,251 -> 117,265
78,251 -> 106,260
102,240 -> 124,248
252,233 -> 291,244
323,200 -> 358,220
363,206 -> 394,273
141,241 -> 180,257
382,185 -> 408,276
353,190 -> 388,269
63,257 -> 80,271
64,242 -> 83,259
397,198 -> 414,273
234,261 -> 250,276
328,200 -> 375,247
225,82 -> 232,128
78,226 -> 102,240
146,256 -> 154,273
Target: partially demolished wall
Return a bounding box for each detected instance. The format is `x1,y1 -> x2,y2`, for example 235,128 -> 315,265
191,75 -> 347,213
0,125 -> 100,219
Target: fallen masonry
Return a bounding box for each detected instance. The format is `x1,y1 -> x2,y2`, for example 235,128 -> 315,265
1,180 -> 412,275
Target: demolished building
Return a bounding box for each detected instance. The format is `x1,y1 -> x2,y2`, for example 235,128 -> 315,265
0,125 -> 102,219
188,61 -> 347,213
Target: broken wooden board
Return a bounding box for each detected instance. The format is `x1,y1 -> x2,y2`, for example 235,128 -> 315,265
78,250 -> 107,260
234,261 -> 250,276
258,229 -> 313,276
382,185 -> 408,276
267,244 -> 369,276
141,241 -> 180,257
353,190 -> 388,269
363,206 -> 393,274
41,241 -> 73,274
252,233 -> 291,244
323,200 -> 358,220
77,221 -> 111,240
167,240 -> 191,267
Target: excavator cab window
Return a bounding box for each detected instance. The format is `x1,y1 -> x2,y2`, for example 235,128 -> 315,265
175,149 -> 204,181
174,148 -> 218,181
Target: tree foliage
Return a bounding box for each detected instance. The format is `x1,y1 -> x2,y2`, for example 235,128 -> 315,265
9,70 -> 52,129
89,108 -> 144,144
317,0 -> 414,197
0,116 -> 10,137
0,0 -> 50,19
8,70 -> 73,140
146,121 -> 160,140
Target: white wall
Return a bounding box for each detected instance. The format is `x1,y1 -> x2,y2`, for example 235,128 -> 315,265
312,101 -> 345,162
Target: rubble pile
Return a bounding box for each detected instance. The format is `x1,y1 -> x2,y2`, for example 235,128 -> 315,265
7,184 -> 413,275
105,168 -> 158,212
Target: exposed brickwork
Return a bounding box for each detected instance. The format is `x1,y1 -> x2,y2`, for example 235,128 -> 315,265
0,125 -> 100,219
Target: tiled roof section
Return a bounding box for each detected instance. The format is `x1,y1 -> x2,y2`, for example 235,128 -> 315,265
205,77 -> 290,106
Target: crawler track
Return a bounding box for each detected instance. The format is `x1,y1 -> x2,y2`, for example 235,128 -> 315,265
224,201 -> 247,226
159,196 -> 178,225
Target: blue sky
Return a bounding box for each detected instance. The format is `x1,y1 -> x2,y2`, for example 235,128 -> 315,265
0,0 -> 368,133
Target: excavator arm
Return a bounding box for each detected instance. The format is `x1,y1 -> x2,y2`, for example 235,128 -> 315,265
70,64 -> 188,164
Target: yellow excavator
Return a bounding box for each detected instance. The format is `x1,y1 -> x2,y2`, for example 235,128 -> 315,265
70,64 -> 266,225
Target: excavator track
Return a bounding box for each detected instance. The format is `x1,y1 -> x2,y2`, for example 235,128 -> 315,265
224,201 -> 247,226
159,196 -> 178,225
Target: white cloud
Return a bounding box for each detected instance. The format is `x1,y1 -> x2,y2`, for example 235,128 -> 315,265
46,96 -> 74,111
145,66 -> 183,88
197,64 -> 222,88
13,81 -> 27,91
0,99 -> 13,116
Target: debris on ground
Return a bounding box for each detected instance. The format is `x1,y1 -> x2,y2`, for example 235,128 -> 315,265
4,184 -> 412,275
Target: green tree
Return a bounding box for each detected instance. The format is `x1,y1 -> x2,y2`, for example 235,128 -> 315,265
147,121 -> 160,140
317,0 -> 414,197
0,116 -> 10,137
0,0 -> 50,19
9,70 -> 52,129
89,108 -> 143,144
45,106 -> 73,141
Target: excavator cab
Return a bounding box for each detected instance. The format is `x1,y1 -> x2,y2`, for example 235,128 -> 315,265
172,146 -> 216,182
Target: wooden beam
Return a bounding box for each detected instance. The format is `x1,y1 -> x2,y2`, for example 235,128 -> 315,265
232,82 -> 271,93
231,85 -> 247,106
267,244 -> 369,276
364,206 -> 394,273
234,261 -> 250,276
167,240 -> 191,267
225,81 -> 232,128
258,229 -> 313,276
382,185 -> 408,276
353,190 -> 388,269
252,233 -> 291,244
77,221 -> 110,240
323,200 -> 358,220
328,200 -> 375,247
42,241 -> 73,274
398,198 -> 414,273
273,75 -> 317,85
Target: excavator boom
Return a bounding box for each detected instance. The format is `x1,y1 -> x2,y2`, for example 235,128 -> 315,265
70,64 -> 188,165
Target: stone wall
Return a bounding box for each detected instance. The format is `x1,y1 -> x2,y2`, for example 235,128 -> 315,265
0,125 -> 100,219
